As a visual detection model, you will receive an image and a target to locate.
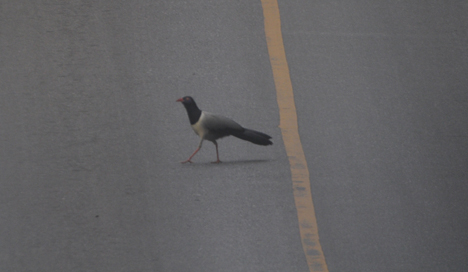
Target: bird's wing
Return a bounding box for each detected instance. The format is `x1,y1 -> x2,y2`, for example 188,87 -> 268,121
202,111 -> 244,134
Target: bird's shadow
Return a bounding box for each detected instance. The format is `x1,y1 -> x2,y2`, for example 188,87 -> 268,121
180,159 -> 272,166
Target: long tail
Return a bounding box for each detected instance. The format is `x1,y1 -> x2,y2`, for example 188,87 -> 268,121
231,128 -> 273,146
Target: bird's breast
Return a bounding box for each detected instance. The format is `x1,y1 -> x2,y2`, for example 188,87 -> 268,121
191,112 -> 207,138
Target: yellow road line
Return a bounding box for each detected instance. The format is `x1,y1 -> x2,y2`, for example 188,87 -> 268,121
260,1 -> 329,271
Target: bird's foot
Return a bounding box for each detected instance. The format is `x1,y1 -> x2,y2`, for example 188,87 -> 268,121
180,159 -> 193,164
211,160 -> 222,164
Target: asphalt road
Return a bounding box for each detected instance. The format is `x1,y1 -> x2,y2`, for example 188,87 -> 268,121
1,1 -> 467,272
279,2 -> 468,271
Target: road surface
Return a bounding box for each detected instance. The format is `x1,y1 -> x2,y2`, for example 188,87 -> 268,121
1,1 -> 467,271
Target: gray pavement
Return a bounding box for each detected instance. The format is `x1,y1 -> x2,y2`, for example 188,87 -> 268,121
1,1 -> 306,271
280,1 -> 468,271
1,1 -> 467,272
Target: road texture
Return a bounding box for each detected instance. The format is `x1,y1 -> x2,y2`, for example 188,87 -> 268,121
279,1 -> 468,271
1,1 -> 467,272
1,1 -> 306,271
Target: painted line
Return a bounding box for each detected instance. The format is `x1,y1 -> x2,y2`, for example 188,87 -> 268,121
260,1 -> 329,271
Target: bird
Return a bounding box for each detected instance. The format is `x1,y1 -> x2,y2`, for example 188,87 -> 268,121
176,96 -> 272,163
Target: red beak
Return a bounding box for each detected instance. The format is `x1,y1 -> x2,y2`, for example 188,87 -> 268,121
176,98 -> 183,102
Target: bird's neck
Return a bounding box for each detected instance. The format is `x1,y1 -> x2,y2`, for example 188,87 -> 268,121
183,103 -> 202,125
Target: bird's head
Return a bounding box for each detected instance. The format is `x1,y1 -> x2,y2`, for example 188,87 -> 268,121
176,96 -> 196,106
177,96 -> 201,124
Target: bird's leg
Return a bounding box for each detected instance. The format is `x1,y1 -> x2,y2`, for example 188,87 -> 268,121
211,141 -> 221,164
181,139 -> 203,164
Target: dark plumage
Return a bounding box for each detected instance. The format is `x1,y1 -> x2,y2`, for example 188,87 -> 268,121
176,96 -> 272,163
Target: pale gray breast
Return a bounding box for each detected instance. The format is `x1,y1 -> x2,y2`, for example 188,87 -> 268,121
191,111 -> 208,137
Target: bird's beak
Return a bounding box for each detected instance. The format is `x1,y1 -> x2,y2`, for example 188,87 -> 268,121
176,98 -> 183,102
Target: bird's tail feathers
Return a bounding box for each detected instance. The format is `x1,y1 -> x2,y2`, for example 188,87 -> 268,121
232,129 -> 273,146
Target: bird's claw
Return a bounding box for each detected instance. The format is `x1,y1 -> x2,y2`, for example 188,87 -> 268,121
180,160 -> 193,164
211,160 -> 222,164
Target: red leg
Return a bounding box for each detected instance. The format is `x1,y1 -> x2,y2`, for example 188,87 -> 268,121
181,147 -> 200,164
211,141 -> 221,164
181,139 -> 204,164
